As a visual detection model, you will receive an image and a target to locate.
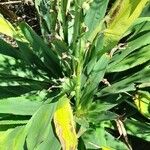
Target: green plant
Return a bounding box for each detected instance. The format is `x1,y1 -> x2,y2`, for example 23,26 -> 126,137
0,0 -> 150,149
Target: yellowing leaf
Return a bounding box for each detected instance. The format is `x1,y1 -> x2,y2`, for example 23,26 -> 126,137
0,130 -> 10,147
0,16 -> 16,37
104,0 -> 149,50
102,146 -> 112,150
54,95 -> 77,150
133,91 -> 150,119
0,16 -> 28,42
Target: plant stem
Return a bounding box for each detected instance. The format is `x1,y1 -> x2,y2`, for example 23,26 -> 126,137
61,0 -> 68,44
75,42 -> 82,108
72,0 -> 83,108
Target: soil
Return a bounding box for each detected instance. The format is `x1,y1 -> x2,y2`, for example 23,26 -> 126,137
0,0 -> 40,46
0,0 -> 38,29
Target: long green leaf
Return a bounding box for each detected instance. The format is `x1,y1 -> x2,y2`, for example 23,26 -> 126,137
82,127 -> 128,150
108,30 -> 150,72
26,103 -> 57,150
0,84 -> 47,99
0,97 -> 42,115
98,67 -> 150,96
125,119 -> 150,141
35,125 -> 61,150
0,126 -> 27,150
84,0 -> 109,41
108,44 -> 150,72
81,54 -> 110,107
0,39 -> 20,59
19,22 -> 62,77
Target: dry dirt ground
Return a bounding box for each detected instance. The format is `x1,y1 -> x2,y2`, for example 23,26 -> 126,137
0,0 -> 40,45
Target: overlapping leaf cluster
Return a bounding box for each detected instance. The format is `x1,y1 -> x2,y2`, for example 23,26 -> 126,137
0,0 -> 150,149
